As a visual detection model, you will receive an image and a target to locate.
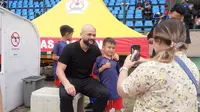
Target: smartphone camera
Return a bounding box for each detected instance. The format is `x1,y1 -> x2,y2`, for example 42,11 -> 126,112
130,45 -> 140,61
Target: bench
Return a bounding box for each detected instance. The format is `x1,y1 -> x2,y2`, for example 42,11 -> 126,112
31,87 -> 84,112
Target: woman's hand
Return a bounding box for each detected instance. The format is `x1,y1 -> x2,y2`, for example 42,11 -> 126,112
123,50 -> 138,69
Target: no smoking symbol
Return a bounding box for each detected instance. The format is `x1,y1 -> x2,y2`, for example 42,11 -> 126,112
11,32 -> 20,47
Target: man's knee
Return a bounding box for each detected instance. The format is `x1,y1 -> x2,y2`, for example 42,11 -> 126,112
98,87 -> 110,99
59,85 -> 73,102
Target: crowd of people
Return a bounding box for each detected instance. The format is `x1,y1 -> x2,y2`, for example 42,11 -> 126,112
134,0 -> 200,30
50,3 -> 199,112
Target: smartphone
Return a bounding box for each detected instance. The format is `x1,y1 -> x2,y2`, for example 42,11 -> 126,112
130,45 -> 140,61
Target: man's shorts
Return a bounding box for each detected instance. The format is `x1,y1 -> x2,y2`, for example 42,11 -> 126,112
105,98 -> 123,111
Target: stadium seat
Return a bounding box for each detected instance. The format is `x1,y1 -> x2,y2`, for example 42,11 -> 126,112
112,10 -> 118,15
126,21 -> 133,27
159,0 -> 166,4
126,14 -> 134,19
134,28 -> 142,32
151,0 -> 158,5
135,9 -> 142,15
144,28 -> 152,32
144,20 -> 153,27
135,13 -> 142,19
127,10 -> 134,14
118,15 -> 124,19
28,16 -> 34,20
11,9 -> 15,13
114,7 -> 120,11
134,20 -> 143,27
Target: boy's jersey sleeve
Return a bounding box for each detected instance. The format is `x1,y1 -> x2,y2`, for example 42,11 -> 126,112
93,56 -> 104,76
52,42 -> 59,55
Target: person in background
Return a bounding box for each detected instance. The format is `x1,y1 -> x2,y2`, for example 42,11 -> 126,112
0,0 -> 6,8
52,25 -> 74,87
147,3 -> 191,57
118,19 -> 199,112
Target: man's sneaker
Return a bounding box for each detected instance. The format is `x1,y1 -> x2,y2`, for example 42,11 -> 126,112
84,103 -> 93,109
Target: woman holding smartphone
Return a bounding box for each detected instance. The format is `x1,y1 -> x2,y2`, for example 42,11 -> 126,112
117,19 -> 199,112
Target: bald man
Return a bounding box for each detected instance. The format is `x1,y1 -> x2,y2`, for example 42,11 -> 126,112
56,24 -> 110,112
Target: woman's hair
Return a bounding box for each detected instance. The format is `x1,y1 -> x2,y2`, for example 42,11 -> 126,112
152,19 -> 187,63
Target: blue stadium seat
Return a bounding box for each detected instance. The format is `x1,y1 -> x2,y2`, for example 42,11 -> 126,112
52,3 -> 56,6
22,9 -> 27,12
118,15 -> 124,19
18,5 -> 22,8
152,5 -> 159,14
160,5 -> 165,10
119,10 -> 124,14
29,4 -> 34,8
135,13 -> 142,19
29,12 -> 34,16
22,15 -> 28,19
16,11 -> 21,16
108,2 -> 115,6
112,10 -> 118,15
144,28 -> 152,32
28,9 -> 33,12
134,20 -> 143,27
28,16 -> 34,20
34,2 -> 39,5
23,5 -> 28,8
16,9 -> 21,13
134,28 -> 142,32
129,6 -> 135,10
46,4 -> 52,7
159,0 -> 166,4
22,11 -> 28,16
115,2 -> 121,5
40,4 -> 44,7
127,10 -> 134,14
35,9 -> 40,13
129,1 -> 135,5
135,9 -> 142,15
144,20 -> 153,27
28,2 -> 33,5
108,7 -> 113,11
114,7 -> 120,11
126,21 -> 133,27
35,4 -> 40,8
11,9 -> 15,13
151,0 -> 158,4
126,14 -> 134,19
55,0 -> 60,3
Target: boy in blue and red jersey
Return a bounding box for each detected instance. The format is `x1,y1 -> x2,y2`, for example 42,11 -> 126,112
52,25 -> 74,87
93,37 -> 122,112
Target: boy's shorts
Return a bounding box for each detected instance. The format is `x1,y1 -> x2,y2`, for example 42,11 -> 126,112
105,98 -> 123,111
54,79 -> 60,87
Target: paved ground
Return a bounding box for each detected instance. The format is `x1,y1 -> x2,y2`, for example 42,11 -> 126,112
10,80 -> 134,112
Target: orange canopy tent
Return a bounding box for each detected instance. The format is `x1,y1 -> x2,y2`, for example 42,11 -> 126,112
33,0 -> 149,57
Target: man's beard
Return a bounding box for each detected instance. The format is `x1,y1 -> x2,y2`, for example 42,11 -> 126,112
83,39 -> 95,48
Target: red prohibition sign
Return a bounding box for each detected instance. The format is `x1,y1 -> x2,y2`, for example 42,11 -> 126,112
11,32 -> 20,47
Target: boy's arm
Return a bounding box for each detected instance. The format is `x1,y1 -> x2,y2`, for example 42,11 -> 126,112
52,42 -> 59,61
93,58 -> 110,75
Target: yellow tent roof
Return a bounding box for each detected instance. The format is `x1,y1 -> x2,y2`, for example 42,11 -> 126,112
33,0 -> 145,38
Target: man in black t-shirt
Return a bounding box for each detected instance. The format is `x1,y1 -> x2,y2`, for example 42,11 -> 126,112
56,24 -> 110,112
147,4 -> 191,57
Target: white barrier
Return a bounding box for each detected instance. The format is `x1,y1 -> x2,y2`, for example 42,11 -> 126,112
31,87 -> 84,112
